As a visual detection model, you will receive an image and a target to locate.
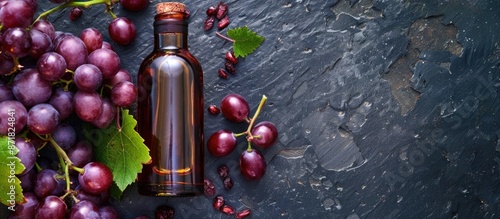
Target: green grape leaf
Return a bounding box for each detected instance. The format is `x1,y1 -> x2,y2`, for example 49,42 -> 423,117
227,26 -> 265,58
0,136 -> 25,207
83,109 -> 150,199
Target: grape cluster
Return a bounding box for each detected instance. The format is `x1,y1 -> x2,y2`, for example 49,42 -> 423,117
0,0 -> 146,218
207,94 -> 278,181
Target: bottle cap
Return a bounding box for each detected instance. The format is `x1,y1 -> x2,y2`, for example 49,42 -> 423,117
156,2 -> 186,14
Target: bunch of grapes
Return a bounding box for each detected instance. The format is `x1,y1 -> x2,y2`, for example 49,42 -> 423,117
0,0 -> 147,218
207,94 -> 278,181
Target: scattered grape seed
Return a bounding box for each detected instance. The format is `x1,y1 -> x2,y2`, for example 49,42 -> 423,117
155,205 -> 175,219
204,16 -> 215,31
208,104 -> 221,115
236,209 -> 251,219
217,165 -> 230,178
213,195 -> 225,210
225,51 -> 238,64
217,15 -> 230,30
218,68 -> 229,79
223,177 -> 233,190
220,204 -> 235,215
216,1 -> 228,20
224,61 -> 236,74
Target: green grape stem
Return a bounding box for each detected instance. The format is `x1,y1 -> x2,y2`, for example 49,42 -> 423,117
33,0 -> 118,24
245,95 -> 268,150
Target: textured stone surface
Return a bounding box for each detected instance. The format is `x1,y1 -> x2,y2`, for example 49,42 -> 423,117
5,0 -> 499,218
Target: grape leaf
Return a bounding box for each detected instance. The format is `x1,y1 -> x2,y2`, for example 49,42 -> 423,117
0,136 -> 25,207
227,26 -> 265,58
83,109 -> 150,199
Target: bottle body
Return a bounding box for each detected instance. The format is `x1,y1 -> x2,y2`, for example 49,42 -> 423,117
136,4 -> 204,196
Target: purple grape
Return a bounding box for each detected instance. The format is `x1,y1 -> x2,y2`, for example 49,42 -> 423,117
90,98 -> 116,129
99,206 -> 120,219
108,17 -> 136,45
239,149 -> 266,180
19,168 -> 36,192
76,186 -> 102,205
27,103 -> 60,135
34,169 -> 60,199
55,35 -> 88,70
78,162 -> 113,194
220,93 -> 250,123
1,27 -> 32,58
11,192 -> 38,219
15,138 -> 36,175
73,90 -> 102,122
67,141 -> 93,168
80,27 -> 103,53
35,195 -> 67,219
120,0 -> 149,11
251,121 -> 278,148
207,130 -> 237,157
51,123 -> 76,150
0,82 -> 14,102
111,81 -> 137,107
107,68 -> 132,86
32,19 -> 56,40
29,29 -> 53,59
12,68 -> 52,107
0,0 -> 34,28
49,87 -> 74,121
87,48 -> 120,79
74,64 -> 103,91
69,200 -> 100,219
37,52 -> 67,81
0,100 -> 27,134
0,54 -> 15,75
52,31 -> 72,48
69,7 -> 83,20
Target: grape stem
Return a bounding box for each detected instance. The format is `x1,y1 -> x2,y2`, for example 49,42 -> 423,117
245,95 -> 267,151
215,32 -> 235,43
33,0 -> 117,24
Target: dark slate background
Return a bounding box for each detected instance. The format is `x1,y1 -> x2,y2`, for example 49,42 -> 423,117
5,0 -> 500,218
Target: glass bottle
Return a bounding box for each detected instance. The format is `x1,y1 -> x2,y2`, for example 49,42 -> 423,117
136,2 -> 204,196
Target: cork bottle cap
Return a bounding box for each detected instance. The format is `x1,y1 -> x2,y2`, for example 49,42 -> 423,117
156,2 -> 186,14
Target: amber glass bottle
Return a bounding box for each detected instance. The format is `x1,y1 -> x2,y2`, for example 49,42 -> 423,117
136,2 -> 204,196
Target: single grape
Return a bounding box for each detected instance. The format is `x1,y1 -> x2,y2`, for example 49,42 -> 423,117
90,98 -> 116,129
106,68 -> 132,86
29,29 -> 53,59
52,31 -> 72,48
74,64 -> 103,91
11,192 -> 38,219
120,0 -> 149,11
0,0 -> 35,28
69,7 -> 83,20
207,130 -> 237,157
78,162 -> 113,194
37,52 -> 67,81
32,19 -> 56,40
87,48 -> 120,79
111,81 -> 137,107
0,54 -> 15,75
15,138 -> 36,175
251,121 -> 278,148
76,186 -> 102,206
35,195 -> 67,219
34,169 -> 60,198
67,141 -> 93,168
99,206 -> 120,219
69,200 -> 100,219
27,103 -> 60,135
49,87 -> 74,121
108,17 -> 136,45
1,27 -> 32,58
73,90 -> 103,122
204,178 -> 216,197
0,100 -> 27,135
80,27 -> 103,53
51,123 -> 76,150
220,93 -> 250,123
239,149 -> 266,180
19,168 -> 36,192
12,68 -> 52,107
55,35 -> 88,70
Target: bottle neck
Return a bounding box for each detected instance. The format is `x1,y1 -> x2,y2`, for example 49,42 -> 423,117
154,17 -> 188,50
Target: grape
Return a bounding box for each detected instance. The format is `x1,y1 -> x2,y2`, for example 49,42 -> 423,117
15,138 -> 36,175
12,68 -> 52,107
19,168 -> 36,192
51,123 -> 76,150
0,54 -> 15,75
207,130 -> 237,157
0,82 -> 14,102
69,7 -> 83,20
74,64 -> 103,91
0,0 -> 34,28
35,195 -> 67,219
32,19 -> 56,40
99,206 -> 120,219
11,192 -> 38,219
220,93 -> 250,123
73,90 -> 103,122
251,121 -> 278,148
78,162 -> 113,194
52,31 -> 72,48
0,100 -> 27,134
80,27 -> 103,53
67,141 -> 93,168
90,98 -> 116,129
55,35 -> 88,70
34,169 -> 60,198
107,68 -> 132,86
239,149 -> 266,180
76,186 -> 102,205
87,48 -> 120,79
101,41 -> 114,50
29,29 -> 53,59
120,0 -> 149,11
37,52 -> 67,81
111,81 -> 137,107
49,87 -> 74,120
27,103 -> 60,135
2,27 -> 32,58
69,200 -> 100,219
108,17 -> 136,45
